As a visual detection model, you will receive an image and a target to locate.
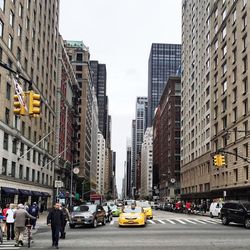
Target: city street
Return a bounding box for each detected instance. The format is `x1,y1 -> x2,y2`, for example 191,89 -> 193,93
2,210 -> 250,250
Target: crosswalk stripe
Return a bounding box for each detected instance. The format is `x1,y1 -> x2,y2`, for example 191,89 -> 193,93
175,219 -> 186,224
158,220 -> 165,224
201,219 -> 218,224
193,219 -> 206,224
165,219 -> 176,224
147,220 -> 156,224
183,219 -> 197,224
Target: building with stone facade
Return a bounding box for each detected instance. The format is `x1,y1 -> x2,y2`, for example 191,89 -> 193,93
140,127 -> 153,199
0,0 -> 60,207
64,41 -> 93,198
97,131 -> 105,195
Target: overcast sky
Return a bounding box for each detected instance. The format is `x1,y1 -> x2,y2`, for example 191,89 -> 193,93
59,0 -> 182,195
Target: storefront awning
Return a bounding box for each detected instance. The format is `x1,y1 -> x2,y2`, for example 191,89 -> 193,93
1,187 -> 19,195
19,189 -> 32,196
41,192 -> 51,197
32,191 -> 42,196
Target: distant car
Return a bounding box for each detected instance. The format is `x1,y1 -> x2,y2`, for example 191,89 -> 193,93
209,202 -> 223,218
124,200 -> 135,206
136,201 -> 153,219
119,206 -> 146,227
69,204 -> 106,228
221,201 -> 250,229
103,205 -> 113,222
111,205 -> 122,217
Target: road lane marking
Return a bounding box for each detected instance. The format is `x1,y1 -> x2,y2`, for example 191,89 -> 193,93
175,219 -> 186,224
158,220 -> 166,224
202,219 -> 218,224
183,219 -> 197,224
165,219 -> 176,224
193,219 -> 206,224
147,220 -> 156,224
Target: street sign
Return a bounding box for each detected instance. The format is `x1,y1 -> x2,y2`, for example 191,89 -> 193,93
73,167 -> 80,174
54,180 -> 63,188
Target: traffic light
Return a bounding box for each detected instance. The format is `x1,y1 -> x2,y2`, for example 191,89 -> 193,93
220,155 -> 226,166
29,91 -> 41,116
213,155 -> 219,166
13,95 -> 26,115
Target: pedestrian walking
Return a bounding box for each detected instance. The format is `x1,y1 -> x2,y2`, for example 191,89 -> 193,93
47,203 -> 64,249
6,204 -> 15,240
60,204 -> 70,239
28,202 -> 39,229
13,204 -> 36,247
2,204 -> 9,237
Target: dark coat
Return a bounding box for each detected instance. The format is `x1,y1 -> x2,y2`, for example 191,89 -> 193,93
47,208 -> 64,228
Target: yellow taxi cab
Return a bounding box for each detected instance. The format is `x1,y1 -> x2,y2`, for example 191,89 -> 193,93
136,201 -> 153,219
118,205 -> 146,227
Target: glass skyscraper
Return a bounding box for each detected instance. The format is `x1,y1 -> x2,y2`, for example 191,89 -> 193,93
147,43 -> 181,127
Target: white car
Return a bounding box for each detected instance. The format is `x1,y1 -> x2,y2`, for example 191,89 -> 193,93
209,202 -> 224,218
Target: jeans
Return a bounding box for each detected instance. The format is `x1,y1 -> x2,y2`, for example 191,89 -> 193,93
51,226 -> 60,246
6,223 -> 14,240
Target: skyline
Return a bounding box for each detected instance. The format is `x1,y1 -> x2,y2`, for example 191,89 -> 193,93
59,0 -> 182,194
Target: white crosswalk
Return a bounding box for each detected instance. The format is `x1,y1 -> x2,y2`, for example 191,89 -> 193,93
0,239 -> 21,249
110,218 -> 221,226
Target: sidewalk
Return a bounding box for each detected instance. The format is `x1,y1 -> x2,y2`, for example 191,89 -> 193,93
33,211 -> 49,234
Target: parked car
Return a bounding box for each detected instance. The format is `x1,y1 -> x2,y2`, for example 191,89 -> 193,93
69,204 -> 106,228
221,201 -> 250,229
209,201 -> 224,218
103,205 -> 113,222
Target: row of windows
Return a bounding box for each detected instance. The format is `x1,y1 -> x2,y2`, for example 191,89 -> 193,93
1,157 -> 52,185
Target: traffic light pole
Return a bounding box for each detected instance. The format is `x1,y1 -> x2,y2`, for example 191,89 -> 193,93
217,149 -> 250,164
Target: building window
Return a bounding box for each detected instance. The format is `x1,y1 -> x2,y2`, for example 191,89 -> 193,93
21,121 -> 25,135
9,10 -> 14,27
244,143 -> 248,158
222,9 -> 227,21
33,150 -> 36,163
243,35 -> 247,51
2,158 -> 7,175
27,147 -> 30,160
234,169 -> 238,182
17,25 -> 22,38
18,3 -> 23,17
232,9 -> 236,24
233,107 -> 237,122
8,35 -> 13,50
222,44 -> 227,58
25,17 -> 29,30
222,26 -> 227,40
3,133 -> 8,150
37,171 -> 40,183
242,14 -> 247,31
32,169 -> 35,182
0,19 -> 3,37
222,115 -> 227,129
5,108 -> 9,124
243,120 -> 248,136
233,148 -> 238,161
222,97 -> 227,112
20,142 -> 24,156
19,164 -> 23,179
244,166 -> 249,181
233,87 -> 237,103
12,138 -> 17,154
243,77 -> 248,94
232,48 -> 236,63
26,167 -> 29,181
222,80 -> 227,93
243,99 -> 248,115
11,161 -> 16,177
232,28 -> 236,44
243,56 -> 247,73
0,0 -> 5,11
6,82 -> 11,99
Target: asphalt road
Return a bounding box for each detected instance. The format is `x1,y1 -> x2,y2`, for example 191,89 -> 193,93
5,210 -> 250,250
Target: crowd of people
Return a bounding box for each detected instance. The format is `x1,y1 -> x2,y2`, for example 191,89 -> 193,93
0,202 -> 70,249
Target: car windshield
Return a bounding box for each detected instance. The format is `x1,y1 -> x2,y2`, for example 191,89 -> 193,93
242,203 -> 250,210
73,205 -> 96,213
123,207 -> 142,213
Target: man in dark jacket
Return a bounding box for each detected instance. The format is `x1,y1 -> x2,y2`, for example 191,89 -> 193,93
47,203 -> 64,249
28,202 -> 39,229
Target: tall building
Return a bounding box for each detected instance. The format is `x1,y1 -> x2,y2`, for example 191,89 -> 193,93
131,119 -> 136,197
0,0 -> 60,207
181,0 -> 211,201
64,41 -> 92,197
96,131 -> 105,195
90,61 -> 107,139
140,127 -> 153,199
55,35 -> 80,202
155,76 -> 181,201
147,43 -> 181,127
131,97 -> 148,197
126,139 -> 132,198
209,0 -> 250,200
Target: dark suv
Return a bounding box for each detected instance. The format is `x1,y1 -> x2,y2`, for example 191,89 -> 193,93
221,201 -> 250,229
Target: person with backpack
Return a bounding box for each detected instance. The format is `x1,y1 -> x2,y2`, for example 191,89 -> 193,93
28,202 -> 39,229
60,204 -> 70,239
